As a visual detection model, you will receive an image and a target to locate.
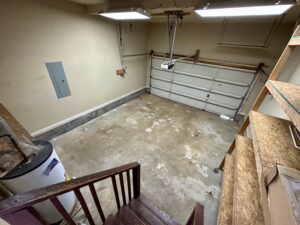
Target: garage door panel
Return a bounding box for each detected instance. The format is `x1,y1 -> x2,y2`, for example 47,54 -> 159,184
205,103 -> 236,117
152,69 -> 173,81
170,94 -> 205,110
151,79 -> 171,91
211,82 -> 248,96
208,93 -> 242,108
150,88 -> 170,99
152,58 -> 167,68
175,62 -> 217,78
173,74 -> 212,90
216,68 -> 254,84
150,56 -> 257,118
172,84 -> 208,100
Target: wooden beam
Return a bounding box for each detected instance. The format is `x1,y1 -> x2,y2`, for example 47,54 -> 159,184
252,87 -> 269,111
0,103 -> 31,139
268,46 -> 294,80
289,37 -> 300,46
219,117 -> 250,170
269,25 -> 300,80
219,141 -> 235,170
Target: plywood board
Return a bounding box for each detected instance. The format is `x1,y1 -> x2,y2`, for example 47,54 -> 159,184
217,154 -> 235,225
250,111 -> 300,176
266,80 -> 300,131
0,103 -> 31,139
250,111 -> 300,223
232,135 -> 264,225
0,136 -> 24,177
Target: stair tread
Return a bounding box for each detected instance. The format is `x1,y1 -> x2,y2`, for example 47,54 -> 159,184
217,154 -> 235,225
117,205 -> 146,225
233,135 -> 264,225
137,194 -> 180,225
106,194 -> 179,225
104,215 -> 125,225
266,80 -> 300,130
249,111 -> 300,177
128,199 -> 166,225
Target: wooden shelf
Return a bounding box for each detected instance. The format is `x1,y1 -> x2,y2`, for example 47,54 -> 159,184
266,80 -> 300,131
218,26 -> 300,225
217,154 -> 235,225
249,111 -> 300,224
289,36 -> 300,46
232,135 -> 264,225
250,111 -> 300,177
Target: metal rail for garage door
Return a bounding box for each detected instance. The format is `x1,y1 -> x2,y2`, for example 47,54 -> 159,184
149,55 -> 260,118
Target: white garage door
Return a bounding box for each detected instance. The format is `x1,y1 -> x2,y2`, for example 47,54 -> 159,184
150,56 -> 258,118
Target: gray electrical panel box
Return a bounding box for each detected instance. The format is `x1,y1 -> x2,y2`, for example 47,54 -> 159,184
46,62 -> 71,99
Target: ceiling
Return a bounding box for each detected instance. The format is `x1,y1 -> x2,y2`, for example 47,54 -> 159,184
68,0 -> 300,23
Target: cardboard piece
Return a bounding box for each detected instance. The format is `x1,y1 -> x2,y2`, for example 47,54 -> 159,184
266,164 -> 300,225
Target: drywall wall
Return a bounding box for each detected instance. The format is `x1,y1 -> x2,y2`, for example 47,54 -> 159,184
147,20 -> 295,115
0,0 -> 149,134
259,47 -> 300,119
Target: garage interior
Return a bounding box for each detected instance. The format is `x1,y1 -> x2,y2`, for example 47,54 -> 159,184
0,1 -> 300,225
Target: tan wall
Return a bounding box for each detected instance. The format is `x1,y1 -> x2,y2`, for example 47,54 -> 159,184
0,0 -> 296,134
147,21 -> 295,115
0,0 -> 149,134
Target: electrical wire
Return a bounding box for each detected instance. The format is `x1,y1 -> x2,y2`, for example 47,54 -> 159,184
58,201 -> 83,225
163,15 -> 170,61
117,22 -> 126,69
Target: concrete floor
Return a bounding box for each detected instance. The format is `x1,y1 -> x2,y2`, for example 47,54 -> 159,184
51,94 -> 239,225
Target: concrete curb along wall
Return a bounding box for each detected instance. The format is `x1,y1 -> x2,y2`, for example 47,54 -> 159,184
32,87 -> 148,141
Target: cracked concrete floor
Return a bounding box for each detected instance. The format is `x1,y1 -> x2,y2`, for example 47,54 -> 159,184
51,94 -> 239,225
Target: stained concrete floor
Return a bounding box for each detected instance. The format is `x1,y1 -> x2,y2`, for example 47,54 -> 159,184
51,94 -> 239,225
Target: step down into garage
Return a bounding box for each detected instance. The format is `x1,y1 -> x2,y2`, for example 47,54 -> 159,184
104,194 -> 180,225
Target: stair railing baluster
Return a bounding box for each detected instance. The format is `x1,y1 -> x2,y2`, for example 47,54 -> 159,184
89,183 -> 106,223
50,196 -> 76,225
126,170 -> 132,200
119,173 -> 126,205
111,175 -> 121,209
74,189 -> 95,225
132,164 -> 141,199
27,206 -> 50,225
0,162 -> 141,224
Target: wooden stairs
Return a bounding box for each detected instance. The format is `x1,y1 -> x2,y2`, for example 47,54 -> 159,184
0,163 -> 204,225
217,26 -> 300,225
104,194 -> 180,225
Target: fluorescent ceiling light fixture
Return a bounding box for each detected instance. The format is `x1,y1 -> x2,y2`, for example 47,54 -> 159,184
99,8 -> 150,20
195,1 -> 294,17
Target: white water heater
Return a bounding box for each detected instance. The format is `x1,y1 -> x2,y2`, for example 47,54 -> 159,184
0,140 -> 76,224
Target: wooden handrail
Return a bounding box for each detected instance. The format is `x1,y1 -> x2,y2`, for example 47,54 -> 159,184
185,203 -> 204,225
0,162 -> 141,224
